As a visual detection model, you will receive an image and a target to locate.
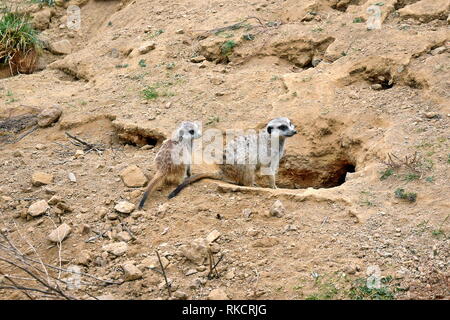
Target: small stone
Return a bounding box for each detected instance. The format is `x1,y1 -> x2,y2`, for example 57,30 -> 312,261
122,262 -> 143,281
114,201 -> 135,214
37,105 -> 62,127
424,112 -> 439,119
49,39 -> 72,55
81,224 -> 91,235
224,269 -> 235,279
48,195 -> 62,205
107,212 -> 118,220
74,150 -> 84,158
68,172 -> 77,183
190,55 -> 206,63
138,41 -> 156,54
117,231 -> 132,242
28,200 -> 49,217
242,208 -> 252,219
141,255 -> 169,269
119,165 -> 148,187
269,200 -> 285,217
173,291 -> 188,300
371,84 -> 383,90
185,269 -> 197,276
208,288 -> 229,300
103,242 -> 128,257
31,172 -> 54,186
48,223 -> 71,242
206,230 -> 221,243
175,29 -> 184,34
13,150 -> 23,157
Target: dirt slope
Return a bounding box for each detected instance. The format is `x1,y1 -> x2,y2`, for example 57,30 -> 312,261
0,0 -> 449,300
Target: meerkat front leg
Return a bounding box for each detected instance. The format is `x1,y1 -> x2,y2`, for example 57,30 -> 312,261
268,174 -> 277,189
186,165 -> 191,178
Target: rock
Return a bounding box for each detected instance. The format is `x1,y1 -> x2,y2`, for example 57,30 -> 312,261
74,150 -> 84,158
48,223 -> 71,242
173,290 -> 188,300
81,224 -> 91,235
117,231 -> 132,242
138,41 -> 156,54
37,105 -> 62,127
269,200 -> 285,217
48,195 -> 62,205
180,238 -> 208,265
122,262 -> 143,281
431,46 -> 446,56
175,29 -> 184,34
191,55 -> 206,63
129,41 -> 156,57
68,172 -> 77,183
31,172 -> 54,186
114,201 -> 135,214
206,230 -> 221,243
141,255 -> 170,269
119,165 -> 148,187
32,8 -> 54,30
27,200 -> 49,217
371,83 -> 383,90
185,269 -> 197,276
398,0 -> 450,23
208,288 -> 229,300
103,242 -> 128,257
49,39 -> 72,55
13,150 -> 23,157
242,208 -> 252,219
424,112 -> 440,119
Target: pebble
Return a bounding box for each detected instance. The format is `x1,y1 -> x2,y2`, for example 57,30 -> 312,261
114,201 -> 135,214
48,223 -> 71,242
27,200 -> 49,217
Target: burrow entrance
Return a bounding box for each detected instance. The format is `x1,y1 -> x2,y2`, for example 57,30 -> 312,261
275,158 -> 356,189
265,117 -> 362,189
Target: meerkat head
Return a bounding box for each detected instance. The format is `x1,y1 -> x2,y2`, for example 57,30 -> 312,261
173,121 -> 202,142
265,117 -> 297,137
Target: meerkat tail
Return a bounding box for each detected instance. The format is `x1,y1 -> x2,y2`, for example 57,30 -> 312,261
168,172 -> 221,199
138,172 -> 165,209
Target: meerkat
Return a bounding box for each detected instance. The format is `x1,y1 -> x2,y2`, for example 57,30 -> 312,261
138,121 -> 201,209
168,117 -> 297,198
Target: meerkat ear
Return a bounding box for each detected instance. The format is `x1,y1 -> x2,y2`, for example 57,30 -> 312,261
267,126 -> 273,134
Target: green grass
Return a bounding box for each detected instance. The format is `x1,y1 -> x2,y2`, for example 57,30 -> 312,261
403,173 -> 419,182
221,40 -> 236,56
142,86 -> 159,100
353,17 -> 365,23
380,168 -> 394,180
142,81 -> 176,100
138,59 -> 146,67
349,277 -> 395,300
0,9 -> 40,64
394,188 -> 417,202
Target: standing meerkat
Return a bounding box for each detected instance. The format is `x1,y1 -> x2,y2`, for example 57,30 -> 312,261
168,117 -> 297,198
138,121 -> 201,209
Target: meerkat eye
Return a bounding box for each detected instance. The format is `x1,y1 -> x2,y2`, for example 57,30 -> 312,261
278,125 -> 288,130
189,129 -> 195,135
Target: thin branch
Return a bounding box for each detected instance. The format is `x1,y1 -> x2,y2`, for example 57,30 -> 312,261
156,250 -> 171,298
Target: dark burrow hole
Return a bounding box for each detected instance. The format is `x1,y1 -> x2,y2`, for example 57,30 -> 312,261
275,159 -> 357,189
115,131 -> 163,148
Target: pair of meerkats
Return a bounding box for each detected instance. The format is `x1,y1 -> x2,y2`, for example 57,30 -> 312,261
138,117 -> 297,209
